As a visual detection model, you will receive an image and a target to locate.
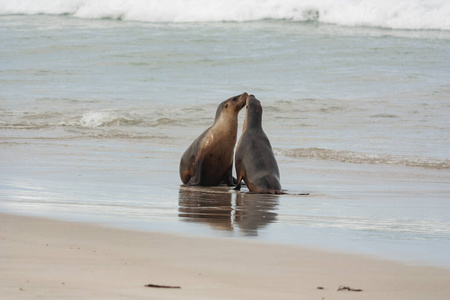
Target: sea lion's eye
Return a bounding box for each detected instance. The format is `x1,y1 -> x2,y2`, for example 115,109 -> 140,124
225,104 -> 229,108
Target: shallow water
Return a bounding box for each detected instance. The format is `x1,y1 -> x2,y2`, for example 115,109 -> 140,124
1,9 -> 449,267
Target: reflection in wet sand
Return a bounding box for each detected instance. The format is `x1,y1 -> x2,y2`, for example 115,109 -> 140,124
178,186 -> 279,236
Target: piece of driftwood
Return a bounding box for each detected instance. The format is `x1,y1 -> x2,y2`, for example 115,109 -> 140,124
145,283 -> 181,289
337,286 -> 363,292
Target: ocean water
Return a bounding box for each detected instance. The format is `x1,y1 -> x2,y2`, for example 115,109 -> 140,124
1,1 -> 450,267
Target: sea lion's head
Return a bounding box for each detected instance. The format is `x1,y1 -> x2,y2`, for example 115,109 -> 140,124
242,94 -> 263,132
246,94 -> 262,113
214,93 -> 248,121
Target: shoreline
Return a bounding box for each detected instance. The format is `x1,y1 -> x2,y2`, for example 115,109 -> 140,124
1,212 -> 449,299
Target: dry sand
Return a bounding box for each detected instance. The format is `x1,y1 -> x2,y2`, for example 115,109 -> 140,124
1,212 -> 449,300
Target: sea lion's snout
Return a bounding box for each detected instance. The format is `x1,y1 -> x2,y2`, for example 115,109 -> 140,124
246,94 -> 258,105
239,92 -> 249,101
236,92 -> 248,110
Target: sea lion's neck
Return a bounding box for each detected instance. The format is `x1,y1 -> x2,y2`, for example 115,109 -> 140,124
245,109 -> 262,131
214,113 -> 238,133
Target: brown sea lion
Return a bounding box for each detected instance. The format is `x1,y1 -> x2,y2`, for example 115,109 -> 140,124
179,93 -> 248,186
234,95 -> 282,194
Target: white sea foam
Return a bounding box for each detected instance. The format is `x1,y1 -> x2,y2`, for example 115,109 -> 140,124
79,111 -> 122,128
1,0 -> 449,30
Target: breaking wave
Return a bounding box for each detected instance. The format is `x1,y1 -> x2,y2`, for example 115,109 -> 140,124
0,110 -> 186,130
1,0 -> 449,30
276,148 -> 450,170
78,111 -> 140,128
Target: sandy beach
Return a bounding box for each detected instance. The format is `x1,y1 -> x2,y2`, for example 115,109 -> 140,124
1,212 -> 449,300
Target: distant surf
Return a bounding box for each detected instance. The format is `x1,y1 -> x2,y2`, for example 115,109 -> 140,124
1,0 -> 449,30
276,148 -> 450,170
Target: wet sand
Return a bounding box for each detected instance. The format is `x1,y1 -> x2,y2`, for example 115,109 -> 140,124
1,212 -> 449,299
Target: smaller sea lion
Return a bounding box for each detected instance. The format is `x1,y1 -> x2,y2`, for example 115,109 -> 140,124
234,95 -> 282,194
179,93 -> 248,186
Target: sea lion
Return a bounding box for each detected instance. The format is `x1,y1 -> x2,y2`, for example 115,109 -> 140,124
179,93 -> 248,186
234,95 -> 282,194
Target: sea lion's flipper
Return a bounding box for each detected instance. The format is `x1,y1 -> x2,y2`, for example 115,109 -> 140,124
219,176 -> 237,185
234,175 -> 243,191
187,155 -> 204,186
222,164 -> 234,186
187,175 -> 201,186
